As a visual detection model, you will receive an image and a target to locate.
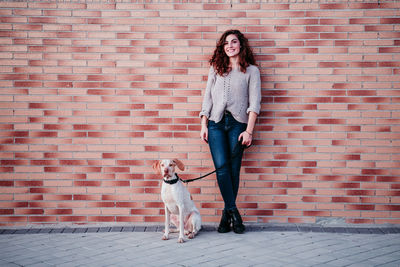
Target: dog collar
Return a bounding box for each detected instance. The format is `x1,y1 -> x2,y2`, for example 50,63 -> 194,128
163,174 -> 180,185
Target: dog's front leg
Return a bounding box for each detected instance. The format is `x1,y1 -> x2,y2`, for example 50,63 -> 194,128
177,205 -> 185,243
162,206 -> 170,240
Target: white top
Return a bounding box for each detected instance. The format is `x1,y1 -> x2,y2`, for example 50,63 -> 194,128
199,65 -> 261,124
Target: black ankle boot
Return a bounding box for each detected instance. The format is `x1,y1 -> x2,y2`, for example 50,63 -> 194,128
217,209 -> 231,233
228,208 -> 245,234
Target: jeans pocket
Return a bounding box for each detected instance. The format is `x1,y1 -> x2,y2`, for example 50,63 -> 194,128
208,120 -> 220,130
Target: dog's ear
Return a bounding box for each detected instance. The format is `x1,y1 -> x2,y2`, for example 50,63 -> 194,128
152,160 -> 160,174
173,159 -> 185,171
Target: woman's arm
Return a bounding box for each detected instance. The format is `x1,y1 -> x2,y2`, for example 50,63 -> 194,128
239,111 -> 257,147
240,66 -> 261,147
199,67 -> 216,120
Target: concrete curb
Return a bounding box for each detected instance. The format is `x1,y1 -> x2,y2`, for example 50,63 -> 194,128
1,223 -> 400,235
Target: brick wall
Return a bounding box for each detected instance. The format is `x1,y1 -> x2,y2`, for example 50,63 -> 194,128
1,0 -> 399,226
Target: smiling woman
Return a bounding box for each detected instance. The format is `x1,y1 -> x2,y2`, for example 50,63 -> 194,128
199,29 -> 261,234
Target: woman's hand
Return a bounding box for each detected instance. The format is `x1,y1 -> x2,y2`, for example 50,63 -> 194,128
239,130 -> 252,147
240,111 -> 257,147
200,116 -> 208,143
200,125 -> 208,143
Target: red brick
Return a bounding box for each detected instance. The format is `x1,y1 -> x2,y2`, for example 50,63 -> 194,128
379,47 -> 400,53
347,190 -> 375,196
290,33 -> 318,39
346,218 -> 372,224
332,197 -> 359,203
347,204 -> 375,211
350,18 -> 379,24
377,205 -> 400,211
319,62 -> 347,68
0,209 -> 14,215
74,195 -> 101,201
303,211 -> 330,217
74,181 -> 101,187
320,33 -> 347,39
380,18 -> 400,24
319,18 -> 348,25
46,209 -> 73,215
320,3 -> 347,9
29,216 -> 57,223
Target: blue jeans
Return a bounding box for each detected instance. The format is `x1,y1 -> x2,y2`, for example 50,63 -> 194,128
208,113 -> 247,211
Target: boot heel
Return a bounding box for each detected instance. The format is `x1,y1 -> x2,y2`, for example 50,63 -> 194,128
228,208 -> 245,234
217,209 -> 231,233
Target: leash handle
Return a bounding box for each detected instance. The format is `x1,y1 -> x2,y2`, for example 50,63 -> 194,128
180,139 -> 249,184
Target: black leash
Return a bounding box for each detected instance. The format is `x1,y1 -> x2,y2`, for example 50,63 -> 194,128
179,139 -> 250,184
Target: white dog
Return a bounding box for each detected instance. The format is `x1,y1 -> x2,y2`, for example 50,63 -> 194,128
153,159 -> 202,243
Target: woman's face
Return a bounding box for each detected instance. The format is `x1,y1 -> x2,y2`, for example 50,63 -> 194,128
224,34 -> 241,58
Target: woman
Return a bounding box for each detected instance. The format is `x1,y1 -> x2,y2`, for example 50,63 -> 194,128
199,29 -> 261,234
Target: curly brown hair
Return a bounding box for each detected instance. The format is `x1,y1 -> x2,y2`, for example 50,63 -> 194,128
209,29 -> 256,76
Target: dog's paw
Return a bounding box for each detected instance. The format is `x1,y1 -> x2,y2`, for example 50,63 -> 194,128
177,237 -> 185,243
162,235 -> 169,240
188,233 -> 195,239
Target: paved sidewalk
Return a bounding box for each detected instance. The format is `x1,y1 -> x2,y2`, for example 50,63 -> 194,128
1,224 -> 400,267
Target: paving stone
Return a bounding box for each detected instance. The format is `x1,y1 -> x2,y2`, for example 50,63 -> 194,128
38,228 -> 52,234
382,228 -> 400,234
386,263 -> 400,267
86,227 -> 99,233
97,227 -> 111,233
61,228 -> 74,233
72,228 -> 87,233
323,227 -> 347,233
121,226 -> 134,232
133,226 -> 146,232
357,228 -> 372,234
48,228 -> 62,234
2,229 -> 16,234
368,228 -> 385,234
26,262 -> 53,267
110,226 -> 123,232
145,225 -> 159,232
14,229 -> 29,234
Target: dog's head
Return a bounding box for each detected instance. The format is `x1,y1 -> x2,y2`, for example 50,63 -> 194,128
152,159 -> 185,178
